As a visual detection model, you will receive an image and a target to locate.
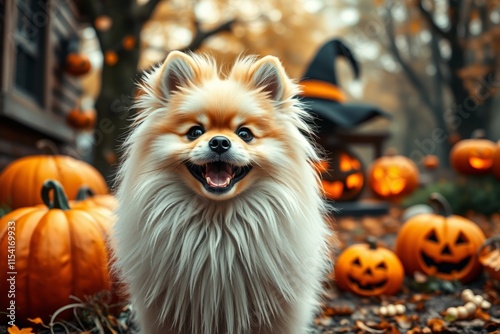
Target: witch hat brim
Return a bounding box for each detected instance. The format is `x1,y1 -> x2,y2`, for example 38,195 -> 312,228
299,39 -> 390,128
302,97 -> 390,128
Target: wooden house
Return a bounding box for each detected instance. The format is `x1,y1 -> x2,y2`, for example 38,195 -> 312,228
0,0 -> 83,169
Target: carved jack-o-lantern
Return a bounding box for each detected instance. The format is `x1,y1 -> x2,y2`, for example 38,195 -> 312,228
334,237 -> 404,296
450,131 -> 496,174
396,193 -> 486,283
368,151 -> 419,200
316,146 -> 365,201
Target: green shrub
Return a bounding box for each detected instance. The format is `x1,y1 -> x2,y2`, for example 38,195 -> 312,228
403,175 -> 500,216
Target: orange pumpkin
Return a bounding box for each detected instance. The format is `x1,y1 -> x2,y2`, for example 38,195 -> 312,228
316,146 -> 365,201
0,154 -> 108,209
395,193 -> 486,283
368,151 -> 419,200
73,186 -> 118,211
334,237 -> 404,297
478,236 -> 500,281
65,53 -> 91,76
0,180 -> 115,323
450,132 -> 496,174
66,107 -> 96,130
422,155 -> 439,170
493,140 -> 500,180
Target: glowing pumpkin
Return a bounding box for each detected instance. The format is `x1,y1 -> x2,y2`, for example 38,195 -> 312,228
0,180 -> 115,323
450,132 -> 496,174
395,193 -> 486,283
317,146 -> 365,201
335,237 -> 404,297
368,151 -> 419,200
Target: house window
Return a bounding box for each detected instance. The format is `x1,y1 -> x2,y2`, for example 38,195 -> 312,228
14,0 -> 47,107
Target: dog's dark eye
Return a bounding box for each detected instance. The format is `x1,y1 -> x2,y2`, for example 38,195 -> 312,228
187,126 -> 204,140
237,127 -> 253,142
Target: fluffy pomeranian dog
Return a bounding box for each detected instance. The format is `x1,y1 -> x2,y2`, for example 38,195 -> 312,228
112,51 -> 332,334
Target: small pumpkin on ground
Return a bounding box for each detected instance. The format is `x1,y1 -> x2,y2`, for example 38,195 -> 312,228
0,141 -> 108,209
334,237 -> 404,297
0,180 -> 117,324
367,149 -> 419,200
72,186 -> 118,211
450,130 -> 496,174
395,193 -> 486,283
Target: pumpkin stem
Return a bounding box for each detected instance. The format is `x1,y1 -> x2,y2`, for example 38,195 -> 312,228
36,139 -> 59,155
76,186 -> 95,200
365,236 -> 378,250
42,180 -> 70,210
428,192 -> 452,217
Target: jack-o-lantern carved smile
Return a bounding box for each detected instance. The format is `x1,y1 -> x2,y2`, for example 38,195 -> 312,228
334,238 -> 404,297
396,193 -> 486,283
420,229 -> 472,274
347,258 -> 388,291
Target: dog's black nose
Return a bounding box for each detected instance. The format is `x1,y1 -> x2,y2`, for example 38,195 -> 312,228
209,136 -> 231,154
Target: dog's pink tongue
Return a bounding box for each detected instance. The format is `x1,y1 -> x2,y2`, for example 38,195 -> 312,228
206,164 -> 232,188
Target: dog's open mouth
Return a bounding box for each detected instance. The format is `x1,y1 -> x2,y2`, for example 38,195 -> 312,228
186,161 -> 252,194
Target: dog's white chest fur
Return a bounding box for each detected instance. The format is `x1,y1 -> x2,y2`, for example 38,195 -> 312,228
115,185 -> 329,334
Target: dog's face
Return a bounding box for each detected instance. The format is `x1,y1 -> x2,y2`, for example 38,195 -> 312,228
139,52 -> 301,201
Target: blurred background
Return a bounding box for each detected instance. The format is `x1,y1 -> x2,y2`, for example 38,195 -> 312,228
1,0 -> 499,202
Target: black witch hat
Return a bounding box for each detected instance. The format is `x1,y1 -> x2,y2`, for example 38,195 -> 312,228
299,39 -> 390,130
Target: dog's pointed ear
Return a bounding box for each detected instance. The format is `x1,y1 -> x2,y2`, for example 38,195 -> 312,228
251,56 -> 286,102
161,51 -> 195,96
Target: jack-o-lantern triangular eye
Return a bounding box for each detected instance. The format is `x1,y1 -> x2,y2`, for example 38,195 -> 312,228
426,229 -> 439,243
455,231 -> 469,245
352,257 -> 361,267
376,262 -> 387,269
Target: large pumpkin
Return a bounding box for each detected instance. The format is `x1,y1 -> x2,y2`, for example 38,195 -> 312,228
0,180 -> 116,323
317,146 -> 365,201
0,154 -> 108,209
450,132 -> 496,174
368,151 -> 419,200
395,193 -> 486,283
334,237 -> 404,297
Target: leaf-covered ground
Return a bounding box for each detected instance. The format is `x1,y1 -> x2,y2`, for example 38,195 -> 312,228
2,207 -> 499,333
312,208 -> 500,334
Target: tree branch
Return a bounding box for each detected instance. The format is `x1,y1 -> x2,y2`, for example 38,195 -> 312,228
416,0 -> 450,40
182,19 -> 237,52
384,10 -> 434,111
131,0 -> 163,22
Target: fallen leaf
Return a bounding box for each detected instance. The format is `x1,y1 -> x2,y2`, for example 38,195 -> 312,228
427,318 -> 446,332
476,308 -> 492,321
27,317 -> 45,326
8,326 -> 34,334
395,314 -> 412,329
354,320 -> 385,333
